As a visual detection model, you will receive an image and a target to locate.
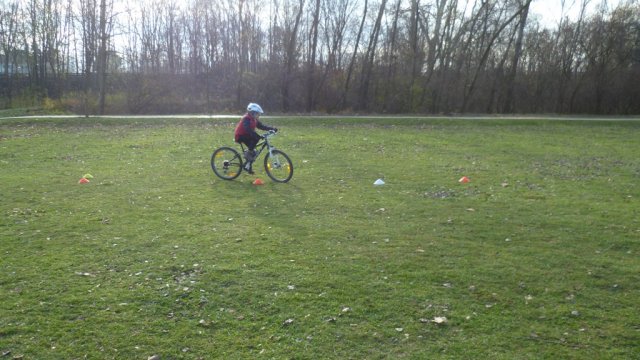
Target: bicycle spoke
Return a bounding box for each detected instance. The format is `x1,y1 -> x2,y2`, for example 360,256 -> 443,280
264,150 -> 293,183
211,147 -> 243,180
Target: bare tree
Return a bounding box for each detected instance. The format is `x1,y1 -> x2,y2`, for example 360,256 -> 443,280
0,1 -> 21,103
96,0 -> 113,114
357,0 -> 387,110
25,0 -> 42,82
406,0 -> 422,110
319,0 -> 357,111
340,0 -> 366,109
305,0 -> 321,111
461,0 -> 533,112
427,0 -> 463,112
281,0 -> 305,111
77,0 -> 98,114
555,0 -> 590,113
2,0 -> 639,115
380,0 -> 401,112
502,0 -> 530,113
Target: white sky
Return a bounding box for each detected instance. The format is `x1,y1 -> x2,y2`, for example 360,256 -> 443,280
107,0 -> 628,29
529,0 -> 627,28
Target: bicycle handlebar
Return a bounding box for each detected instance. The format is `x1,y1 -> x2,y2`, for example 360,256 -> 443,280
262,129 -> 278,138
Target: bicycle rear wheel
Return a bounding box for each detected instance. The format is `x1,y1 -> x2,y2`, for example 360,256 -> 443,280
211,147 -> 243,180
264,150 -> 293,183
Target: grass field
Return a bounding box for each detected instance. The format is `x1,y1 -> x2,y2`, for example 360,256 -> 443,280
1,116 -> 639,359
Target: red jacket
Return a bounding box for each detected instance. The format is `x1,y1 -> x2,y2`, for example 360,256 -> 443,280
234,113 -> 271,141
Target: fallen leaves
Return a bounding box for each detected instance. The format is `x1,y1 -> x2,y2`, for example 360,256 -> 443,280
432,316 -> 448,324
74,271 -> 94,277
323,306 -> 352,324
419,316 -> 448,325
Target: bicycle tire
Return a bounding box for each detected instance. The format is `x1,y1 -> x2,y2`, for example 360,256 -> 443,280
264,149 -> 293,183
211,147 -> 243,180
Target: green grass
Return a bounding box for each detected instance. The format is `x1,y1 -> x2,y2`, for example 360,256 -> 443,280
1,116 -> 639,359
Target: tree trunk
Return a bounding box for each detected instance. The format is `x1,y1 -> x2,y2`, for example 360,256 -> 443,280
503,0 -> 530,113
382,0 -> 402,112
306,0 -> 321,112
281,0 -> 305,112
358,0 -> 387,111
461,0 -> 532,113
341,0 -> 367,110
407,0 -> 420,110
97,0 -> 107,114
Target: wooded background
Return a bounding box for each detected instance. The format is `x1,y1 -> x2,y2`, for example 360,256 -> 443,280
1,0 -> 639,115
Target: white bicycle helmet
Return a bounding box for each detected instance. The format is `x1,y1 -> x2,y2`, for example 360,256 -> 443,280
247,103 -> 264,114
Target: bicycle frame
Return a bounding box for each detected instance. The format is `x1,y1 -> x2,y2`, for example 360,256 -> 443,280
212,129 -> 293,182
238,131 -> 278,161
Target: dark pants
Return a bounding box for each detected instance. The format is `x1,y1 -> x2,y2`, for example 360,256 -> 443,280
237,133 -> 260,151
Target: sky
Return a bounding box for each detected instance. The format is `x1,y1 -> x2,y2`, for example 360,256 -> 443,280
105,0 -> 628,29
529,0 -> 626,28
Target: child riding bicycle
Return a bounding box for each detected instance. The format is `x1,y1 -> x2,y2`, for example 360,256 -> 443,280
234,103 -> 277,174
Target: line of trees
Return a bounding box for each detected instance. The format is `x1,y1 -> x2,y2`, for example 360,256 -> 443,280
1,0 -> 639,115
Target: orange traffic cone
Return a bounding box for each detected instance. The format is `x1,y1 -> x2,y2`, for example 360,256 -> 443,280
253,178 -> 264,185
458,176 -> 470,184
79,177 -> 90,184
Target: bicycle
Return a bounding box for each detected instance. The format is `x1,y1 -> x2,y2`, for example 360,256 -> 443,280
211,130 -> 294,183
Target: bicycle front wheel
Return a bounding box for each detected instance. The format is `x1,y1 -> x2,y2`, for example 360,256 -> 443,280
264,150 -> 293,183
211,147 -> 243,180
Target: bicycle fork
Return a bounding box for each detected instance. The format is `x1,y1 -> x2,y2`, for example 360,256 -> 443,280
266,145 -> 283,169
266,144 -> 275,159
